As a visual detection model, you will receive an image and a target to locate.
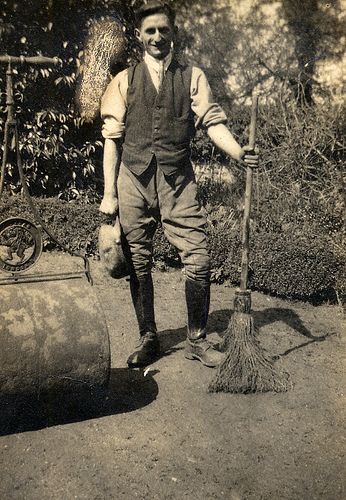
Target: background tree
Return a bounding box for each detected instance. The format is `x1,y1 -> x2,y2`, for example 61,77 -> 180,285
0,0 -> 344,205
222,0 -> 346,105
281,0 -> 345,105
0,0 -> 344,299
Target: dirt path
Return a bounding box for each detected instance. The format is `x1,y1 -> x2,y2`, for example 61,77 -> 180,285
0,252 -> 345,499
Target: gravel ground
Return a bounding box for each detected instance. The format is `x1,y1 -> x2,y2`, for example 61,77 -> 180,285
0,251 -> 345,499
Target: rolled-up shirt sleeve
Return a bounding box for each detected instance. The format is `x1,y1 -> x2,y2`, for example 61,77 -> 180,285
100,69 -> 128,139
191,67 -> 228,128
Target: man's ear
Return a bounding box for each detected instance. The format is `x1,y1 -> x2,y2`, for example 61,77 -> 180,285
171,25 -> 178,47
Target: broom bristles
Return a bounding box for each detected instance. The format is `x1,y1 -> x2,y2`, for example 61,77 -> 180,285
208,312 -> 291,394
77,17 -> 127,122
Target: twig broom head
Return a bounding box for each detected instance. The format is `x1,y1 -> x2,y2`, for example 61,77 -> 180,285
208,291 -> 291,394
77,16 -> 127,122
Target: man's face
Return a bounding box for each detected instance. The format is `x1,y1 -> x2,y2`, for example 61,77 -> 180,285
136,13 -> 175,60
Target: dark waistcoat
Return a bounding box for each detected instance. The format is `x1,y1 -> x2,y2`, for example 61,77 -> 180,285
122,59 -> 195,176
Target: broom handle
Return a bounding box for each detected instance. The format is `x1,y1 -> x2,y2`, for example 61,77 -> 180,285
239,93 -> 258,291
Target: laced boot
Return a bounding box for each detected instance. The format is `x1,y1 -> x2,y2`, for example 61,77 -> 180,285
184,278 -> 223,368
127,274 -> 160,368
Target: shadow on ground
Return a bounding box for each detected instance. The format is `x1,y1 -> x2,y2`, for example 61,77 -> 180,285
208,307 -> 332,353
0,307 -> 334,437
158,326 -> 186,358
145,306 -> 331,365
0,368 -> 159,436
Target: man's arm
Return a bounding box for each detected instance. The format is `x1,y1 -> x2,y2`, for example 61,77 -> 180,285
99,138 -> 121,215
207,124 -> 259,166
191,68 -> 259,167
99,69 -> 128,215
207,123 -> 243,161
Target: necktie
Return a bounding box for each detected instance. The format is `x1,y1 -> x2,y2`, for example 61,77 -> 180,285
157,60 -> 165,90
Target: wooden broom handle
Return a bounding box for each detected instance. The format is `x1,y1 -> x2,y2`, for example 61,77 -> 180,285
239,93 -> 258,291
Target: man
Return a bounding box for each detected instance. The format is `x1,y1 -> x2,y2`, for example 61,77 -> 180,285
99,1 -> 258,368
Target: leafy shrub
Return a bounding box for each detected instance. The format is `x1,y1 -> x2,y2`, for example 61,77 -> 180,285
250,231 -> 343,302
205,206 -> 241,284
151,199 -> 345,303
1,193 -> 344,303
0,193 -> 107,255
0,1 -> 136,199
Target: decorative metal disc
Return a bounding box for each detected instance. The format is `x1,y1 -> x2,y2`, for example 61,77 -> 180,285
0,218 -> 43,273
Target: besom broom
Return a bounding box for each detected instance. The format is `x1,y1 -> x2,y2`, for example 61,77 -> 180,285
209,93 -> 290,394
76,16 -> 126,123
77,17 -> 130,278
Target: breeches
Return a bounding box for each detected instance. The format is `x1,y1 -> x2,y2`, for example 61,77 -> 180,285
118,160 -> 210,282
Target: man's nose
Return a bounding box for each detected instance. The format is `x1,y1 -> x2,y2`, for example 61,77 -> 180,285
153,29 -> 163,42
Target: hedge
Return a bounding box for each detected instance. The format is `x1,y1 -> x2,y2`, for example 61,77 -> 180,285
1,193 -> 344,304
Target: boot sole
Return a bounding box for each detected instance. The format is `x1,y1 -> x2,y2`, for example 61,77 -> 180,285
184,352 -> 218,368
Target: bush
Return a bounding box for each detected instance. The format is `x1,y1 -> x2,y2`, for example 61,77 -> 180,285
0,1 -> 140,200
207,227 -> 344,303
151,200 -> 345,303
0,193 -> 107,256
250,231 -> 343,302
152,225 -> 180,268
1,193 -> 344,303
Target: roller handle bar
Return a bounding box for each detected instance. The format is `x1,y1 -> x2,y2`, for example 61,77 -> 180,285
0,55 -> 60,66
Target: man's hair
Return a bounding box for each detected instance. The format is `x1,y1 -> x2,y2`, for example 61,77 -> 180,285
134,1 -> 176,28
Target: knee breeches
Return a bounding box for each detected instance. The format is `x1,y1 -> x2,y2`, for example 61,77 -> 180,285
118,160 -> 210,282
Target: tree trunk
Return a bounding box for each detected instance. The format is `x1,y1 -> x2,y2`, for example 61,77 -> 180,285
282,0 -> 319,106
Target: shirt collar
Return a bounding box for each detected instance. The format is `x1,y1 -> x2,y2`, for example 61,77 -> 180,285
144,50 -> 173,73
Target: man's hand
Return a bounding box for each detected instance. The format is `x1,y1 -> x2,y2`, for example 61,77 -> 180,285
99,195 -> 119,215
240,145 -> 259,168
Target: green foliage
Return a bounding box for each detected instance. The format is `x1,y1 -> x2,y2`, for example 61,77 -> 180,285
249,231 -> 343,302
1,192 -> 344,303
0,192 -> 106,255
191,97 -> 345,301
151,199 -> 345,302
152,225 -> 180,269
1,0 -> 344,199
0,0 -> 135,198
0,1 -> 344,303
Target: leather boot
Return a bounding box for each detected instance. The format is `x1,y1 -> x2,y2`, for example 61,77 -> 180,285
184,278 -> 223,368
127,274 -> 160,368
127,331 -> 160,368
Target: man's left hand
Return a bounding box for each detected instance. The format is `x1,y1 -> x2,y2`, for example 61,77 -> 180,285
241,145 -> 259,168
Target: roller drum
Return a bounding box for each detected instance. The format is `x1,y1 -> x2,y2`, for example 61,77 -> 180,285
0,278 -> 110,396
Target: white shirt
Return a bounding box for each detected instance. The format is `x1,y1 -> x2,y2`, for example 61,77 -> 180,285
143,51 -> 173,91
101,51 -> 227,139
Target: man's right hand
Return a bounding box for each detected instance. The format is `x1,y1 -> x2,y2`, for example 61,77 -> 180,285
99,195 -> 119,215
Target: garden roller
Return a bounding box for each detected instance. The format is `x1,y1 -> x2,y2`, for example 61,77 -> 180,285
0,55 -> 111,397
0,269 -> 111,396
